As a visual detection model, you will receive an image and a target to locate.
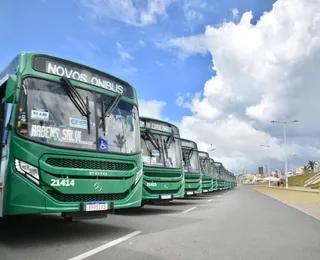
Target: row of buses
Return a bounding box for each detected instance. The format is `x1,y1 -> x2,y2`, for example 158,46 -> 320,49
0,52 -> 236,221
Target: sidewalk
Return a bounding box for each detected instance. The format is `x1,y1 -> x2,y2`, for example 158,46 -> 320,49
262,185 -> 320,193
253,186 -> 320,220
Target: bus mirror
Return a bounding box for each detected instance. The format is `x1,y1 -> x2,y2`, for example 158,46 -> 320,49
5,75 -> 17,103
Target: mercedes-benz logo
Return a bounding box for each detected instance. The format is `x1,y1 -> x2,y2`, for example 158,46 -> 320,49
164,184 -> 168,190
94,182 -> 102,192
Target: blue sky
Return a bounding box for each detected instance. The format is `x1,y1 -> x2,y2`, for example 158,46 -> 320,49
1,0 -> 275,122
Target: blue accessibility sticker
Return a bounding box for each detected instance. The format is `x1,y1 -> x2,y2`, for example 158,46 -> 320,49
98,138 -> 108,151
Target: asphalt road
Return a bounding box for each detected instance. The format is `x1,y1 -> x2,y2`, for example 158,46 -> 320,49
1,187 -> 320,260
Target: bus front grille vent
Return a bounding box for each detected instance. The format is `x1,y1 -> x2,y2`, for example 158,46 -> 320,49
45,158 -> 134,171
46,190 -> 129,202
144,172 -> 182,178
185,174 -> 200,180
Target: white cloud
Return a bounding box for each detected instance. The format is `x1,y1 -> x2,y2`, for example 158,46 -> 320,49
158,0 -> 320,172
232,8 -> 239,20
79,0 -> 176,27
138,39 -> 146,47
116,42 -> 134,61
139,100 -> 167,120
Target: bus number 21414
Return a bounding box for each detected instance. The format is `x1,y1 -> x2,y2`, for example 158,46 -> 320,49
50,179 -> 76,187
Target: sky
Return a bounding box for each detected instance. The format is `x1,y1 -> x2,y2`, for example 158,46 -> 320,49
1,0 -> 320,174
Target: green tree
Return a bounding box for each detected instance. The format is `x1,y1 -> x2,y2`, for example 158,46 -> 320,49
303,165 -> 309,174
113,134 -> 126,152
308,160 -> 317,172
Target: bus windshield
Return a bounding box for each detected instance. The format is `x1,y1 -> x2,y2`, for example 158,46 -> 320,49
200,157 -> 211,176
182,149 -> 200,173
141,133 -> 182,168
17,77 -> 140,154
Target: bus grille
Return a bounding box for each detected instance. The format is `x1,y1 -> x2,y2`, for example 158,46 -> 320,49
185,174 -> 200,180
202,176 -> 212,181
45,158 -> 134,171
144,187 -> 181,195
46,190 -> 129,202
144,172 -> 182,178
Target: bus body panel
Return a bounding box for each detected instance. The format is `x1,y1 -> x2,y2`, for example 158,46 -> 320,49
0,52 -> 142,217
184,173 -> 202,195
142,166 -> 184,200
202,176 -> 213,193
140,117 -> 184,201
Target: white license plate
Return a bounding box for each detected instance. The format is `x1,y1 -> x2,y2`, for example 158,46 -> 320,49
86,202 -> 108,211
161,194 -> 171,199
203,189 -> 208,193
187,191 -> 194,195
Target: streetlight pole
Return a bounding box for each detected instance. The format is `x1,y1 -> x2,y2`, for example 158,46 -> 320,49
271,120 -> 298,189
260,144 -> 270,187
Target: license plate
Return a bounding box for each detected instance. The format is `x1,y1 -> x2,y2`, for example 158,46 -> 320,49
187,191 -> 194,195
86,202 -> 108,211
203,189 -> 208,193
161,194 -> 171,199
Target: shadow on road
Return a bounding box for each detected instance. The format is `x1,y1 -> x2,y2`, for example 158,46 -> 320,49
114,205 -> 183,216
0,214 -> 132,246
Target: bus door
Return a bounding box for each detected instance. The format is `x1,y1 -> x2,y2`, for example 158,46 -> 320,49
0,96 -> 13,217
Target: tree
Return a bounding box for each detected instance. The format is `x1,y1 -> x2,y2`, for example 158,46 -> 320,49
303,165 -> 309,174
308,160 -> 317,172
113,134 -> 126,152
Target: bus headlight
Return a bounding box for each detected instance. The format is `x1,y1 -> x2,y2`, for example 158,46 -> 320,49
134,169 -> 143,185
15,159 -> 40,185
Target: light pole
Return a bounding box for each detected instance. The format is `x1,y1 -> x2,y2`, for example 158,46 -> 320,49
271,120 -> 298,188
260,144 -> 270,187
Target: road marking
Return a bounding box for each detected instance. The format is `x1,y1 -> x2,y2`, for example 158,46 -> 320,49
217,195 -> 221,198
182,207 -> 196,214
207,199 -> 213,202
68,231 -> 142,260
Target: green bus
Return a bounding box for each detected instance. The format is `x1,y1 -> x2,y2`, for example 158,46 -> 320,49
140,117 -> 184,203
0,52 -> 143,220
210,158 -> 218,191
198,151 -> 213,193
214,161 -> 225,190
181,138 -> 202,196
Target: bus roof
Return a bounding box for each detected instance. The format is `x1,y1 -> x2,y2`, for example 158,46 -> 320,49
198,151 -> 209,158
180,138 -> 198,150
2,52 -> 136,98
21,52 -> 133,86
139,116 -> 179,130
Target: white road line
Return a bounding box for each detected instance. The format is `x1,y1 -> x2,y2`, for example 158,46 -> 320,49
68,231 -> 142,260
181,207 -> 196,214
207,199 -> 213,202
217,195 -> 221,198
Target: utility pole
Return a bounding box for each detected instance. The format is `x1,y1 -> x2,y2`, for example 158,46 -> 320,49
271,120 -> 298,189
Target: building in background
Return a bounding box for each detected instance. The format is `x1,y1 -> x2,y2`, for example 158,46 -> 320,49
258,167 -> 263,176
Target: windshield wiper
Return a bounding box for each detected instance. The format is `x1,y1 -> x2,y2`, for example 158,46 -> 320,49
141,133 -> 154,157
165,131 -> 175,149
105,94 -> 122,117
100,100 -> 106,136
61,77 -> 91,134
99,94 -> 122,133
145,130 -> 161,152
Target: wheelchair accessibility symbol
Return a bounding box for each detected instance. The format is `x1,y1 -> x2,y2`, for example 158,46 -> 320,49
98,138 -> 108,151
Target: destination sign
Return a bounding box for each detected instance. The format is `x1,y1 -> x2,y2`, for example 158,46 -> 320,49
32,55 -> 133,98
198,152 -> 209,158
140,119 -> 173,133
181,141 -> 196,148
